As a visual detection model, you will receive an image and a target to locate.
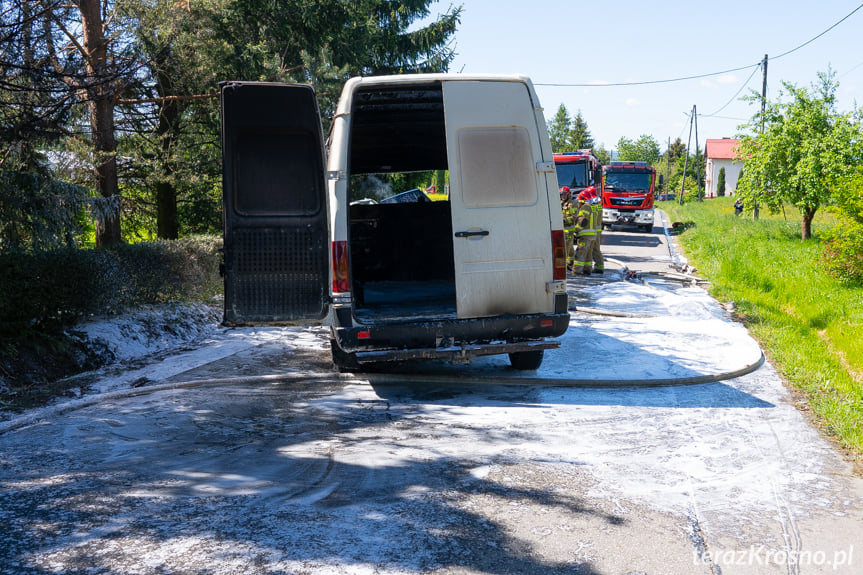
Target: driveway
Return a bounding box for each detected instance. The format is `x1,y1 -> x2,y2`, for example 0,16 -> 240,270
0,211 -> 860,574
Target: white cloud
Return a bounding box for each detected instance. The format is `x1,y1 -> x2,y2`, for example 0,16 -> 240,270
625,97 -> 639,107
716,73 -> 739,85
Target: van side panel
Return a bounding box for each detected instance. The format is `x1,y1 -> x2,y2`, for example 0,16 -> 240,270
443,80 -> 555,319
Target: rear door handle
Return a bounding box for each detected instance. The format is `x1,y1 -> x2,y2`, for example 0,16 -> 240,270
454,230 -> 490,238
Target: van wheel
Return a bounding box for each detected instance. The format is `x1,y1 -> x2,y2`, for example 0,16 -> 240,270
330,339 -> 360,372
508,350 -> 544,370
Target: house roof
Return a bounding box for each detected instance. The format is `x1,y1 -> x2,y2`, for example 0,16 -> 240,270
705,138 -> 740,160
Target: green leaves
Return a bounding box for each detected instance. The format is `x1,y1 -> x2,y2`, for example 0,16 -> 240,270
547,104 -> 595,153
736,70 -> 863,239
615,134 -> 661,164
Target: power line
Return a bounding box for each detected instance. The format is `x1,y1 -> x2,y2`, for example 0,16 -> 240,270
536,2 -> 863,89
535,62 -> 759,88
700,63 -> 762,118
772,2 -> 863,60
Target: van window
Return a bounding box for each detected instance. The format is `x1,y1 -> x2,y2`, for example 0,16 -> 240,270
234,130 -> 322,215
457,126 -> 536,207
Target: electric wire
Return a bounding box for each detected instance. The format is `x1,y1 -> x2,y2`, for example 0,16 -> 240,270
700,63 -> 762,118
772,2 -> 863,60
535,2 -> 863,89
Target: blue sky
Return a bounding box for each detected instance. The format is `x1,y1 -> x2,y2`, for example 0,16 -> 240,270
424,0 -> 863,151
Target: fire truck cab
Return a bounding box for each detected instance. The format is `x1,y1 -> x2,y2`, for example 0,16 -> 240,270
553,150 -> 602,199
600,161 -> 657,232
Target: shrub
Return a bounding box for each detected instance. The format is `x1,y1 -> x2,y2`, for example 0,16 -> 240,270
0,236 -> 222,337
821,219 -> 863,286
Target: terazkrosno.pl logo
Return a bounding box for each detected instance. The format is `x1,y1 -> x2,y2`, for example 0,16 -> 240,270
694,545 -> 854,569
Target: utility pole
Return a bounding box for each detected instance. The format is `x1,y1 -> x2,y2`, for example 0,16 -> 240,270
679,106 -> 695,205
665,137 -> 670,195
694,105 -> 702,201
754,53 -> 768,219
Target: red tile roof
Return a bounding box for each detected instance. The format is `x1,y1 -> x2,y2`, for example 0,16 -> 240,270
705,138 -> 740,160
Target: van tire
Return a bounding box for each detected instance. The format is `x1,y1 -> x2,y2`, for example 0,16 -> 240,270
508,350 -> 544,370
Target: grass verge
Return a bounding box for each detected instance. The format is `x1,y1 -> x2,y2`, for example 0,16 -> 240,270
661,197 -> 863,467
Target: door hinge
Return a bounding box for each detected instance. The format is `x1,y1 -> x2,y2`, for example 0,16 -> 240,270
327,170 -> 345,181
536,161 -> 555,173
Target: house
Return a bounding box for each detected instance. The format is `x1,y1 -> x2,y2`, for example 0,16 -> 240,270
704,138 -> 742,198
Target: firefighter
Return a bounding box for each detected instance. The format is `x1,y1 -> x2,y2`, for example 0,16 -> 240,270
571,190 -> 596,275
560,187 -> 577,269
589,190 -> 605,274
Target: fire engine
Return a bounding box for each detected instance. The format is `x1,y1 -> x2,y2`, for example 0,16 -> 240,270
600,161 -> 657,232
553,150 -> 601,200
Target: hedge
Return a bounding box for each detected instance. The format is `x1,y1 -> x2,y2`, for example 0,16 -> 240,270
0,236 -> 223,337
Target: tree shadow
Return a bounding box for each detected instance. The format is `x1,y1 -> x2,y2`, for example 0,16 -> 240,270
0,379 -> 626,574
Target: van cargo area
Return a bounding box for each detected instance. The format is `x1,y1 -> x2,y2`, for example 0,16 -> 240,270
346,81 -> 455,324
349,200 -> 456,324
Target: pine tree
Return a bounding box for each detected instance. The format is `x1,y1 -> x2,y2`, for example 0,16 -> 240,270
570,111 -> 594,150
717,167 -> 726,197
548,104 -> 572,152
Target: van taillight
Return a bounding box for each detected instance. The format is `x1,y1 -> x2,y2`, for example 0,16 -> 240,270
332,241 -> 350,292
552,230 -> 566,280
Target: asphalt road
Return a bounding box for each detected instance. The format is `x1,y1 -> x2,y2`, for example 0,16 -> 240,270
1,213 -> 861,575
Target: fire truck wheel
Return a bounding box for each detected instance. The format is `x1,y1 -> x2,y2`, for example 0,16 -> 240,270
508,350 -> 544,370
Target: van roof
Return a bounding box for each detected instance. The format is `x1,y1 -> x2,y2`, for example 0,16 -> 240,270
335,73 -> 539,115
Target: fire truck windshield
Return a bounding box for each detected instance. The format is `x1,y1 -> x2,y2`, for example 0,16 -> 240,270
555,161 -> 589,190
604,172 -> 651,193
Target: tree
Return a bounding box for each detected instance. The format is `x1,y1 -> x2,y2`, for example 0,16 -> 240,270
593,146 -> 611,166
548,104 -> 572,152
122,0 -> 461,238
616,134 -> 661,164
0,0 -> 127,249
570,111 -> 594,150
717,167 -> 726,197
736,71 -> 861,240
3,1 -> 463,243
548,105 -> 595,152
666,138 -> 686,163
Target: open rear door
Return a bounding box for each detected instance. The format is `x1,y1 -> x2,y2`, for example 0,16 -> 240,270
443,80 -> 553,319
220,82 -> 329,325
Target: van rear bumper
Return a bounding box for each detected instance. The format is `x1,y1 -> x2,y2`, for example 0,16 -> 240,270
355,339 -> 559,364
333,305 -> 570,365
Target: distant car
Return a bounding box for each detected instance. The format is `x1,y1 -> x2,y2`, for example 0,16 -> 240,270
656,193 -> 677,201
379,188 -> 431,204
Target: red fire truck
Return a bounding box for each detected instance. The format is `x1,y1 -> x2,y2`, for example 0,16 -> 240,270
600,161 -> 657,232
553,150 -> 602,200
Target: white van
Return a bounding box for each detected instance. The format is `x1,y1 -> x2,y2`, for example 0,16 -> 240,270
220,74 -> 569,371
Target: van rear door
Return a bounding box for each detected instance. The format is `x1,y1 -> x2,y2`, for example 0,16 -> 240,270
443,80 -> 554,319
220,82 -> 330,325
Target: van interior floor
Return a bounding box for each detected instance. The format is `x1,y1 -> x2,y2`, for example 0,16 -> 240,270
353,280 -> 457,323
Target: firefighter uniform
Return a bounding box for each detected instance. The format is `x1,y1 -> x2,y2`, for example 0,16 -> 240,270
589,196 -> 605,274
572,193 -> 596,275
561,193 -> 576,268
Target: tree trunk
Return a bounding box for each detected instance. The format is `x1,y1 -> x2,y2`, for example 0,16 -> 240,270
77,0 -> 121,247
155,65 -> 181,239
156,181 -> 179,239
802,207 -> 817,240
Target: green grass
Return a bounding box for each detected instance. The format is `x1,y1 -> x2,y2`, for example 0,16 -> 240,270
661,198 -> 863,465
